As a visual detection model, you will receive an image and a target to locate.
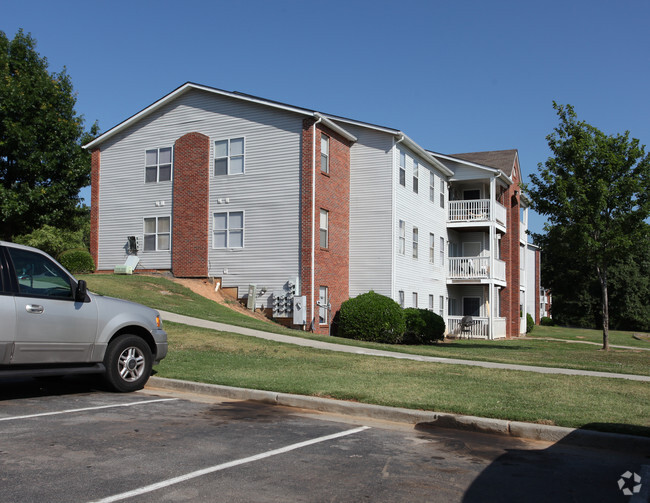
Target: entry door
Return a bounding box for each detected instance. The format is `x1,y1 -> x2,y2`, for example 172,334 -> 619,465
8,247 -> 98,364
463,297 -> 481,317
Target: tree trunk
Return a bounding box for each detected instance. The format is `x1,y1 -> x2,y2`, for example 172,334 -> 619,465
597,266 -> 610,351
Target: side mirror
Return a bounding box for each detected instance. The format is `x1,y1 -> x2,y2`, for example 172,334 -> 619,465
75,279 -> 88,302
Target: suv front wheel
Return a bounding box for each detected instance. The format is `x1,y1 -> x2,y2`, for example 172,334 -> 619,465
103,334 -> 153,392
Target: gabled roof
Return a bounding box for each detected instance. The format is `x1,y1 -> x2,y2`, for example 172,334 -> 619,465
81,82 -> 454,176
447,149 -> 519,178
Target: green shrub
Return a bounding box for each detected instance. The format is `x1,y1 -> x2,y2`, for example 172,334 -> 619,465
13,225 -> 86,258
403,308 -> 445,344
338,291 -> 405,344
541,316 -> 555,326
526,313 -> 535,333
59,248 -> 95,274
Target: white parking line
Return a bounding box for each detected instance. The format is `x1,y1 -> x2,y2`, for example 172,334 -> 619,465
88,425 -> 371,503
0,398 -> 178,422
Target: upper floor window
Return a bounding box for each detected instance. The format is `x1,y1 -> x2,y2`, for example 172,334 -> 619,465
429,171 -> 435,202
439,175 -> 445,208
398,220 -> 405,255
144,216 -> 170,251
412,227 -> 419,259
320,209 -> 329,248
214,137 -> 245,176
429,233 -> 435,263
413,161 -> 419,193
213,211 -> 244,248
399,150 -> 406,186
439,236 -> 445,266
321,135 -> 330,174
145,147 -> 172,183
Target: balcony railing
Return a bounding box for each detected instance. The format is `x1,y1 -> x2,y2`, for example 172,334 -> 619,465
448,200 -> 507,227
448,257 -> 506,282
447,316 -> 507,339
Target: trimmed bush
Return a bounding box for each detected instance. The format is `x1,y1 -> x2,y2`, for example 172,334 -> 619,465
338,291 -> 405,344
541,316 -> 555,326
13,224 -> 86,259
403,308 -> 445,344
59,248 -> 95,274
526,313 -> 535,333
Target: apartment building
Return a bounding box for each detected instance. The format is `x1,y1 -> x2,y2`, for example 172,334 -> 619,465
85,83 -> 539,338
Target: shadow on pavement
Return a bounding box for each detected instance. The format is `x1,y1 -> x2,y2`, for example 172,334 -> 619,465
0,374 -> 105,400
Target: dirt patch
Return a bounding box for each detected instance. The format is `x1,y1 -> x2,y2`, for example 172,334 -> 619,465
169,277 -> 275,325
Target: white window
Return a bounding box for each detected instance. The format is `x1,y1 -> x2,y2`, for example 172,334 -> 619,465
412,227 -> 418,259
429,171 -> 435,202
413,292 -> 418,308
398,220 -> 405,255
143,216 -> 170,251
439,175 -> 445,208
439,295 -> 445,317
440,237 -> 445,267
399,150 -> 406,186
213,211 -> 244,248
319,286 -> 329,325
429,233 -> 435,264
429,294 -> 434,311
398,290 -> 404,308
214,137 -> 245,176
321,134 -> 329,174
320,209 -> 329,248
413,160 -> 419,193
145,147 -> 172,183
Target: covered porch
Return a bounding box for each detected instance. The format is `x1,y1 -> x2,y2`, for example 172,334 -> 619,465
446,284 -> 506,340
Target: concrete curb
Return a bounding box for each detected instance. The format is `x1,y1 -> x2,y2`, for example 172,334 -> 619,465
146,377 -> 650,453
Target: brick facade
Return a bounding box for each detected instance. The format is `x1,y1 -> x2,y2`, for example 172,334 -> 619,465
300,119 -> 351,334
90,149 -> 100,271
172,132 -> 210,277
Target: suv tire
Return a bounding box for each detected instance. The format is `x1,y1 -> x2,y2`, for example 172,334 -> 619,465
103,335 -> 153,392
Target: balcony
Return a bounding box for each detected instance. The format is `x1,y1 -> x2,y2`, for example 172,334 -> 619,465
447,316 -> 507,339
448,200 -> 507,227
448,256 -> 506,282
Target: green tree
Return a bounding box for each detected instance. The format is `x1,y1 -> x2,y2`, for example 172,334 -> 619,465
527,103 -> 650,350
0,29 -> 97,241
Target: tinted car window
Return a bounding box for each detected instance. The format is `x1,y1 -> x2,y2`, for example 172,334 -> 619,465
7,248 -> 73,299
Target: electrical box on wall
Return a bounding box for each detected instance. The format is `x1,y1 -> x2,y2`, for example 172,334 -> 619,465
247,284 -> 256,311
293,296 -> 307,325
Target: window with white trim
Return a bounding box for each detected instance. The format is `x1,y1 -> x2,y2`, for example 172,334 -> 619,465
143,216 -> 170,251
412,227 -> 418,259
213,211 -> 244,248
320,209 -> 329,248
413,292 -> 418,308
439,175 -> 445,208
429,294 -> 434,311
429,233 -> 435,263
429,171 -> 435,202
145,147 -> 172,183
398,220 -> 405,255
321,134 -> 330,174
319,286 -> 328,325
398,290 -> 404,308
214,137 -> 245,176
413,160 -> 419,193
439,295 -> 444,317
439,236 -> 445,267
399,150 -> 406,186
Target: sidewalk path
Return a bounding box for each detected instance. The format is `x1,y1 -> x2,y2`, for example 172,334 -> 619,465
159,311 -> 650,383
520,336 -> 650,351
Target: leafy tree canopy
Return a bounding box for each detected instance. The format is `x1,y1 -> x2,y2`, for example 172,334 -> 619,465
0,29 -> 97,241
527,103 -> 650,348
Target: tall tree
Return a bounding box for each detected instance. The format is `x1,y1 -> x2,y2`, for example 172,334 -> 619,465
0,29 -> 96,241
528,103 -> 650,350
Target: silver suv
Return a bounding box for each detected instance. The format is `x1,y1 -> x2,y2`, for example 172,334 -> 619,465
0,241 -> 167,392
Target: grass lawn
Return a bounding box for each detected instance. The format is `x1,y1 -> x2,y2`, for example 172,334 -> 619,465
79,274 -> 650,377
157,322 -> 650,436
528,324 -> 650,349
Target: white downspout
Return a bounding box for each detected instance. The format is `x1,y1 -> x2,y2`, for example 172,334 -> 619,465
311,115 -> 323,331
393,134 -> 405,301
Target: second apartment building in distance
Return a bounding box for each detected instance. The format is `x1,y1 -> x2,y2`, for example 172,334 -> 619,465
85,83 -> 539,339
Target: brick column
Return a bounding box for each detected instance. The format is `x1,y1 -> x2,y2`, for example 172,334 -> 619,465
90,149 -> 100,270
500,184 -> 521,338
172,132 -> 210,277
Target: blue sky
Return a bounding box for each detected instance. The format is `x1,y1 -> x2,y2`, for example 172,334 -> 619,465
3,0 -> 649,236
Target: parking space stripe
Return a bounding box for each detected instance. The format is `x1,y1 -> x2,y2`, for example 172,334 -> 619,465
0,398 -> 178,422
88,425 -> 371,503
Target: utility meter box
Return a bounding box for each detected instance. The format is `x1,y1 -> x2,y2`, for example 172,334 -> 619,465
247,284 -> 256,311
293,296 -> 307,325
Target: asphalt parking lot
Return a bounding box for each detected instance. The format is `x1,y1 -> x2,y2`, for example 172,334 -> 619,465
1,376 -> 648,502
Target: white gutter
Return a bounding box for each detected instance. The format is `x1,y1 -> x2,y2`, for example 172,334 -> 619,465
396,133 -> 454,177
311,115 -> 323,331
392,135 -> 406,300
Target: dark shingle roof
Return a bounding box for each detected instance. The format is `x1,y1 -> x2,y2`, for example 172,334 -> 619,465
449,149 -> 518,177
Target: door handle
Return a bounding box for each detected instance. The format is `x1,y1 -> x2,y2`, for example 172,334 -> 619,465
26,305 -> 44,314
